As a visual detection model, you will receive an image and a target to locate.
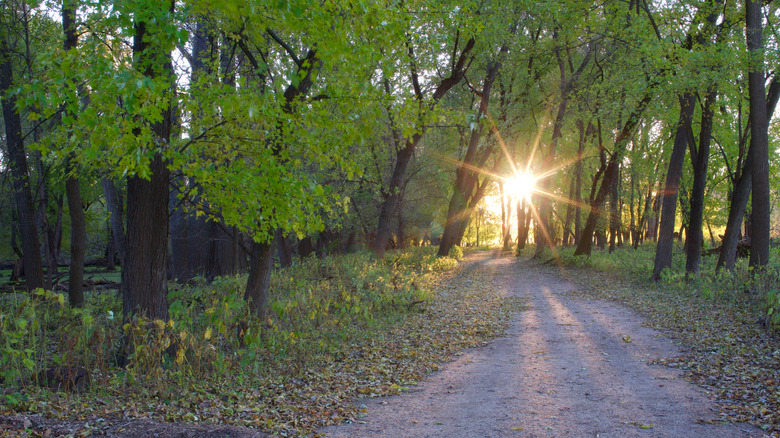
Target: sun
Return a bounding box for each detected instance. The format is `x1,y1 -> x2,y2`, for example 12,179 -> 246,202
504,172 -> 536,200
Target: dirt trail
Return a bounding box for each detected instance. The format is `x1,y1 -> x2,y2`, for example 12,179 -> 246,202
322,253 -> 763,438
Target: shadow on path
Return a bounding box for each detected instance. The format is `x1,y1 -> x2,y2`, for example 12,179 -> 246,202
322,252 -> 763,438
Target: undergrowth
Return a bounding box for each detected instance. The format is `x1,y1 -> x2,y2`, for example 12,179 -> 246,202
544,242 -> 780,434
0,246 -> 524,436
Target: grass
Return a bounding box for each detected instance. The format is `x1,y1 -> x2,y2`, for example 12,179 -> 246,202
529,241 -> 780,434
0,246 -> 525,436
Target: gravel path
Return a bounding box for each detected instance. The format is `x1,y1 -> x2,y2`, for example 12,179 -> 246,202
322,253 -> 764,438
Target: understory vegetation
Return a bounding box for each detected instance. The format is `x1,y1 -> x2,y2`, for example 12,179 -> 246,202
0,247 -> 524,436
543,243 -> 780,433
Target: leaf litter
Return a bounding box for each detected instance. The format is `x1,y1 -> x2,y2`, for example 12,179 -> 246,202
561,265 -> 780,435
0,251 -> 525,437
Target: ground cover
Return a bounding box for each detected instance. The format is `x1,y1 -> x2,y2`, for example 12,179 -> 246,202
0,247 -> 524,437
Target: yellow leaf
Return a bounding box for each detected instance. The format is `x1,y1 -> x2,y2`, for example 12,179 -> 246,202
204,327 -> 212,340
511,426 -> 524,430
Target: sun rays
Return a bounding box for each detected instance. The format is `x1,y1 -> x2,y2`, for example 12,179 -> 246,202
437,103 -> 592,268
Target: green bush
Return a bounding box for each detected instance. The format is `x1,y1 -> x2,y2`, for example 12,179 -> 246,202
448,245 -> 463,261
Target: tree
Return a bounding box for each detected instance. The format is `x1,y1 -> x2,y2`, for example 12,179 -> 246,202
373,2 -> 478,259
0,1 -> 44,292
746,0 -> 770,269
62,0 -> 85,307
120,0 -> 177,320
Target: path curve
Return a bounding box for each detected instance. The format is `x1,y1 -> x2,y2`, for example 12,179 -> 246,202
322,252 -> 763,437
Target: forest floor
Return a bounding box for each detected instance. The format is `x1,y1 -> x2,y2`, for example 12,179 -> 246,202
1,250 -> 776,437
322,252 -> 768,438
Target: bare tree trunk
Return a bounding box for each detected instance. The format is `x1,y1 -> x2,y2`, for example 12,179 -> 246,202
650,93 -> 696,281
63,0 -> 85,307
121,2 -> 175,320
716,76 -> 779,272
685,89 -> 716,275
1,38 -> 45,292
746,0 -> 770,268
244,240 -> 275,316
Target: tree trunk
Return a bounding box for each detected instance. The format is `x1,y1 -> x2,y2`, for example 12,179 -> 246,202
122,155 -> 170,320
746,0 -> 770,268
608,169 -> 619,253
1,38 -> 45,291
650,93 -> 696,281
438,57 -> 500,257
63,0 -> 85,307
501,183 -> 511,251
244,240 -> 275,316
102,178 -> 125,266
575,93 -> 652,256
65,164 -> 85,307
516,198 -> 528,253
573,122 -> 589,246
685,89 -> 716,275
169,176 -> 191,281
121,2 -> 174,320
377,37 -> 476,259
376,141 -> 416,258
563,174 -> 576,246
716,79 -> 778,271
276,230 -> 292,268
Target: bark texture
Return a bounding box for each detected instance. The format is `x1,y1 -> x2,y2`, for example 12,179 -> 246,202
1,38 -> 45,291
745,0 -> 770,268
650,93 -> 695,281
63,0 -> 85,306
121,2 -> 175,320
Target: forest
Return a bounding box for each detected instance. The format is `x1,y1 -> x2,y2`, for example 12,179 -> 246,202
1,0 -> 779,435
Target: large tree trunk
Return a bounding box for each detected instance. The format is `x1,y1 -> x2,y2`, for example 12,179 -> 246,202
716,79 -> 779,271
1,39 -> 45,292
746,0 -> 770,268
63,0 -> 85,307
122,156 -> 170,320
685,89 -> 716,275
650,93 -> 696,281
121,3 -> 174,320
244,240 -> 275,316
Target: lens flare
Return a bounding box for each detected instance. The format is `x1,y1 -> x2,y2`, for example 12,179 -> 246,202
505,172 -> 536,200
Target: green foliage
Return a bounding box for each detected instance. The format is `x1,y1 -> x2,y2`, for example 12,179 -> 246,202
448,245 -> 464,261
0,289 -> 120,388
0,247 -> 455,389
